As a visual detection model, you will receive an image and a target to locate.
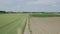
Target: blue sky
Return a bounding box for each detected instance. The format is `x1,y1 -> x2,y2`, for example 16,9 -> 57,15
0,0 -> 60,12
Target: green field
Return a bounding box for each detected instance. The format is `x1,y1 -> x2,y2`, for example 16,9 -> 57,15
0,14 -> 28,34
31,13 -> 60,17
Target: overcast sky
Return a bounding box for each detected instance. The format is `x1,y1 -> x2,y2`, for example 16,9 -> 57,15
0,0 -> 60,12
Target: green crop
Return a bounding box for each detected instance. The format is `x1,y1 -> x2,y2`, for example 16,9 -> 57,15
31,13 -> 60,17
0,14 -> 28,34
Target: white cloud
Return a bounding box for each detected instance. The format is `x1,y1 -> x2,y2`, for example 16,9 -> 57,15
0,0 -> 60,12
26,0 -> 56,5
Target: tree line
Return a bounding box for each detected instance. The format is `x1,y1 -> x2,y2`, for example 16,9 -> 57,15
0,11 -> 60,14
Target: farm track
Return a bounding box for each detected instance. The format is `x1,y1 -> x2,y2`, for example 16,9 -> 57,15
24,15 -> 31,34
29,17 -> 60,34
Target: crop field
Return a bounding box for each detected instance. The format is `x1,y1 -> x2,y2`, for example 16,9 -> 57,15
29,17 -> 60,34
31,13 -> 60,17
0,13 -> 60,34
29,13 -> 60,34
0,14 -> 28,34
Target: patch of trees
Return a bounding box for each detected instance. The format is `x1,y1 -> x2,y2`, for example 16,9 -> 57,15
0,11 -> 6,13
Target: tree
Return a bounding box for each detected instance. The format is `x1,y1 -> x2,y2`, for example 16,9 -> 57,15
0,11 -> 6,13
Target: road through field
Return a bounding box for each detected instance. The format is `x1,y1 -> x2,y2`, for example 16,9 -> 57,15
30,17 -> 60,34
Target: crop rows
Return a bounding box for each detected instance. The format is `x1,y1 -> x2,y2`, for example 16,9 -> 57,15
0,14 -> 28,34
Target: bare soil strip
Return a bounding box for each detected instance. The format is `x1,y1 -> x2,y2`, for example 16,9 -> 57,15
24,17 -> 30,34
30,17 -> 60,34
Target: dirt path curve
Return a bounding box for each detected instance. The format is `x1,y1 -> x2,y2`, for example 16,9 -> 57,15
30,17 -> 60,34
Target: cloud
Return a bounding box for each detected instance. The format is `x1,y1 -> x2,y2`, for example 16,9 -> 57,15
0,0 -> 25,11
26,0 -> 56,5
0,0 -> 60,12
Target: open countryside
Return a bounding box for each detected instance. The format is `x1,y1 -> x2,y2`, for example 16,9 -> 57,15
0,13 -> 60,34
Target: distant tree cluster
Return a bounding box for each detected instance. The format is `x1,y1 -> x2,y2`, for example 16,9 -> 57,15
0,11 -> 6,13
0,11 -> 60,14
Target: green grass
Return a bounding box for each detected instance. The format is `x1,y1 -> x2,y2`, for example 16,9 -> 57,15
0,14 -> 28,34
31,13 -> 60,17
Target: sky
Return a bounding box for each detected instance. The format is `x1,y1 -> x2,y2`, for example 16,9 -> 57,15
0,0 -> 60,12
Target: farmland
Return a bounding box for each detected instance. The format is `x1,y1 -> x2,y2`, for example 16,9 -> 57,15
0,13 -> 60,34
29,13 -> 60,34
0,14 -> 28,34
31,13 -> 60,17
29,17 -> 60,34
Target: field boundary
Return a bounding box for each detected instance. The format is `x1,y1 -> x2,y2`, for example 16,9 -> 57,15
28,15 -> 32,34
